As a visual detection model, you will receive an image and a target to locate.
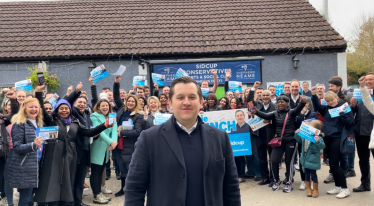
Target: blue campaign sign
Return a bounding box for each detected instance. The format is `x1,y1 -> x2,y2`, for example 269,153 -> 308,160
153,60 -> 261,86
228,133 -> 252,156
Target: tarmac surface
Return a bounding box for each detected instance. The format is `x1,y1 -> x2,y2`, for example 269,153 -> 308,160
10,152 -> 374,206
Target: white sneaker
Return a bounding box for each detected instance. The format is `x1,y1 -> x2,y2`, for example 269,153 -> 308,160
101,186 -> 112,194
294,163 -> 300,171
1,198 -> 8,205
299,181 -> 306,190
327,186 -> 342,194
336,189 -> 350,199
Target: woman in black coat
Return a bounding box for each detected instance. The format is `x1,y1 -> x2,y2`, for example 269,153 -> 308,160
113,76 -> 144,197
33,84 -> 112,206
249,95 -> 307,193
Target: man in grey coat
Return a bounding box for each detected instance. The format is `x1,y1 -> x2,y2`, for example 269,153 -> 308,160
124,77 -> 241,206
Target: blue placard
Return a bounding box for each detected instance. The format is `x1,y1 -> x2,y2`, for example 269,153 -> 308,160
353,89 -> 374,102
154,113 -> 173,125
228,81 -> 242,92
297,123 -> 319,143
201,88 -> 210,97
108,113 -> 116,125
152,73 -> 164,86
15,80 -> 33,91
228,133 -> 252,156
174,68 -> 189,79
153,60 -> 261,86
321,99 -> 327,105
329,103 -> 351,118
91,65 -> 109,83
132,76 -> 145,86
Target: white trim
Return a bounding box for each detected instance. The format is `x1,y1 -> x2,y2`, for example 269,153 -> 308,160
337,52 -> 347,88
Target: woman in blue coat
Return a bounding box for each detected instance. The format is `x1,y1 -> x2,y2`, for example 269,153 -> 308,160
9,97 -> 42,206
90,98 -> 118,204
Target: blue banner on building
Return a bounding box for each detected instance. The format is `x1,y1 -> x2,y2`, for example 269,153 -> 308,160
153,60 -> 261,86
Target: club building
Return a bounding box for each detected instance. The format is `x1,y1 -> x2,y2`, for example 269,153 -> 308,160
0,0 -> 347,97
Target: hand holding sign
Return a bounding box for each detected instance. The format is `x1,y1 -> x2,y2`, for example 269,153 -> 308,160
314,135 -> 320,143
34,136 -> 43,147
358,76 -> 366,88
89,76 -> 94,85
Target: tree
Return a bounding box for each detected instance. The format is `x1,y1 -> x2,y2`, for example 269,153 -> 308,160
347,16 -> 374,85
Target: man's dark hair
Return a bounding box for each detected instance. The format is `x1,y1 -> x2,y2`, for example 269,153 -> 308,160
26,94 -> 33,98
77,95 -> 88,102
137,86 -> 145,92
144,85 -> 149,89
102,87 -> 110,91
302,81 -> 309,86
43,101 -> 52,106
169,77 -> 203,101
268,85 -> 275,89
256,86 -> 264,90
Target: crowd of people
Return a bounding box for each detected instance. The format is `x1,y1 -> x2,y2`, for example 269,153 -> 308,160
0,70 -> 373,206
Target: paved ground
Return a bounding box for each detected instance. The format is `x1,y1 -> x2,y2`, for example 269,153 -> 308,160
10,153 -> 374,205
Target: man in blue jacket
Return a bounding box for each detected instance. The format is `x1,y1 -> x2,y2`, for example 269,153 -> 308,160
124,77 -> 241,206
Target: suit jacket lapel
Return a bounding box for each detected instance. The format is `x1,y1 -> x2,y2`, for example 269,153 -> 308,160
161,118 -> 186,170
201,124 -> 214,174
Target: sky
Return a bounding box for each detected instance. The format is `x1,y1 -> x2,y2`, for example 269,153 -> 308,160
308,0 -> 374,42
1,0 -> 374,43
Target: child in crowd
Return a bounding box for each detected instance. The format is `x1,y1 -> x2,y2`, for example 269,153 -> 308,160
295,120 -> 326,198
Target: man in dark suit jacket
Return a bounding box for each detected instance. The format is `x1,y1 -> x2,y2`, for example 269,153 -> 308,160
246,83 -> 276,186
124,77 -> 241,206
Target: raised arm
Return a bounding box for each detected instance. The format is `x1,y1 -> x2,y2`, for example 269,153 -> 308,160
359,76 -> 374,115
224,70 -> 231,94
255,110 -> 275,120
113,75 -> 125,108
153,83 -> 159,97
1,91 -> 18,126
66,82 -> 82,106
211,69 -> 218,94
35,84 -> 53,126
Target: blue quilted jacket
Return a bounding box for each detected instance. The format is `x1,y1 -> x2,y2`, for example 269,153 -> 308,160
9,121 -> 39,189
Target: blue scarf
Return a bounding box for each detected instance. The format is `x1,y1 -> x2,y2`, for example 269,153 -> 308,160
53,99 -> 72,125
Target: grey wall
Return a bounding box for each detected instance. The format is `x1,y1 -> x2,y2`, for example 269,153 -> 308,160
261,53 -> 338,89
0,60 -> 139,97
0,52 -> 339,98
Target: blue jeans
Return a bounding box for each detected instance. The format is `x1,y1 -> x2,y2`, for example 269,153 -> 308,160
245,155 -> 261,177
18,188 -> 33,206
329,154 -> 348,176
348,152 -> 355,171
112,148 -> 129,177
4,150 -> 13,205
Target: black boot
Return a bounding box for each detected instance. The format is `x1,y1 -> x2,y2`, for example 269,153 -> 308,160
115,176 -> 126,197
